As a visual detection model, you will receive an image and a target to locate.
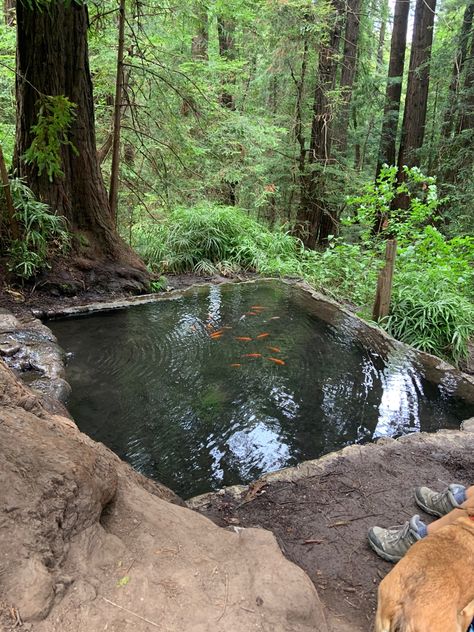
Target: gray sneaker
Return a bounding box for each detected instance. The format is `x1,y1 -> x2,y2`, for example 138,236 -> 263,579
414,484 -> 466,517
368,515 -> 426,562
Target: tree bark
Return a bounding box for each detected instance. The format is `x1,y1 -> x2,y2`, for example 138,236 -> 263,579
217,16 -> 236,110
375,0 -> 410,177
456,12 -> 474,134
217,15 -> 237,205
13,1 -> 147,280
397,0 -> 437,170
296,1 -> 343,247
441,2 -> 474,138
336,0 -> 362,153
192,3 -> 208,61
14,2 -> 144,270
109,0 -> 126,226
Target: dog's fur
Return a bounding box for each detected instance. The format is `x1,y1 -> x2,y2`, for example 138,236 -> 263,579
375,516 -> 474,632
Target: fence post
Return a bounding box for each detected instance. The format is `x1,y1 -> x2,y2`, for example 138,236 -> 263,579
372,238 -> 397,321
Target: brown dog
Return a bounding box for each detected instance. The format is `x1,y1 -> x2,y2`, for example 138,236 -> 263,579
375,515 -> 474,632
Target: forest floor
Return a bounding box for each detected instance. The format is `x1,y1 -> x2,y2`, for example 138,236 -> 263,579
192,430 -> 474,630
0,271 -> 257,318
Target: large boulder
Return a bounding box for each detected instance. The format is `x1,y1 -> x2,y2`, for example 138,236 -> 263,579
0,360 -> 327,632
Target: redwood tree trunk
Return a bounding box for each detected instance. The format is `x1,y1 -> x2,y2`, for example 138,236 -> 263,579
336,0 -> 362,153
396,0 -> 437,170
296,1 -> 343,247
217,15 -> 237,205
192,4 -> 208,61
375,0 -> 410,177
441,1 -> 474,138
14,0 -> 146,279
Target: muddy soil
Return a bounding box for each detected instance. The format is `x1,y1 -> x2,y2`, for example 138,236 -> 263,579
195,431 -> 474,630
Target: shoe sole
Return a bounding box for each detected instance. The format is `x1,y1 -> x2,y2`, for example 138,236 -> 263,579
367,534 -> 402,564
414,491 -> 444,518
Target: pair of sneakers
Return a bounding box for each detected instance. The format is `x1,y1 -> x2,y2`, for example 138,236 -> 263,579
368,483 -> 467,563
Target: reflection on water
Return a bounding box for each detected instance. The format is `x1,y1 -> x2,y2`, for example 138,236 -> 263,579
50,281 -> 474,498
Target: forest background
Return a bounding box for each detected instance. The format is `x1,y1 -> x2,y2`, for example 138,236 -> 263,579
0,0 -> 473,366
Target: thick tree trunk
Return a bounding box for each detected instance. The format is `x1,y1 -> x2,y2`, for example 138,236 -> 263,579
375,0 -> 410,177
396,0 -> 437,170
336,0 -> 362,153
14,1 -> 146,280
296,2 -> 343,247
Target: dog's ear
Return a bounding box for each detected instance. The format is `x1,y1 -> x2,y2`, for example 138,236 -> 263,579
459,599 -> 474,632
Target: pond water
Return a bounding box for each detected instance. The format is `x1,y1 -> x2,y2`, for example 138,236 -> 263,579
50,281 -> 474,499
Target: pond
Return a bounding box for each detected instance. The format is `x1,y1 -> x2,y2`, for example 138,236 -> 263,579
50,281 -> 474,499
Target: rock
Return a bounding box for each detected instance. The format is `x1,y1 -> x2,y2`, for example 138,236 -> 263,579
461,417 -> 474,432
0,342 -> 21,357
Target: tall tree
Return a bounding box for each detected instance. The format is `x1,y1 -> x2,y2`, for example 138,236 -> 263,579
192,3 -> 208,61
109,0 -> 126,225
336,0 -> 362,153
296,0 -> 343,247
217,15 -> 237,204
14,0 -> 147,285
440,1 -> 474,138
375,0 -> 410,177
396,0 -> 437,170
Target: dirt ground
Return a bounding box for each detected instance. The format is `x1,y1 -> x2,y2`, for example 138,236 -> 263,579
195,431 -> 474,630
0,271 -> 257,319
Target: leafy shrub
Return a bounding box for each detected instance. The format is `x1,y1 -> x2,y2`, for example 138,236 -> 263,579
6,178 -> 70,279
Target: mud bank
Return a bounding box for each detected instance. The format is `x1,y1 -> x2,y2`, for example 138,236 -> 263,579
0,358 -> 327,632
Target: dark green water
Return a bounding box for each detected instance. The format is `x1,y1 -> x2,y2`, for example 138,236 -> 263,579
50,281 -> 474,499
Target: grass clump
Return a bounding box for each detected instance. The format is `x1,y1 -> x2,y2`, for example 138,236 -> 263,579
133,203 -> 304,277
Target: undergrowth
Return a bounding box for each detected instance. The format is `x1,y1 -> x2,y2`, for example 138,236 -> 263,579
131,167 -> 474,366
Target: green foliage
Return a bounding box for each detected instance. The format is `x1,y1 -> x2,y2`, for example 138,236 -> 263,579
6,178 -> 70,279
133,203 -> 304,277
23,95 -> 77,181
383,287 -> 474,364
339,166 -> 474,363
149,276 -> 168,292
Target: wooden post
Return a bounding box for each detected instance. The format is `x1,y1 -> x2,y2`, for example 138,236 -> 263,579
373,238 -> 397,321
0,142 -> 19,239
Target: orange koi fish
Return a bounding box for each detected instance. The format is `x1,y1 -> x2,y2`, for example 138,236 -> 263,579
256,333 -> 270,339
235,336 -> 252,342
210,332 -> 223,339
245,311 -> 258,316
267,357 -> 285,365
210,329 -> 224,336
268,346 -> 281,353
251,305 -> 265,310
243,353 -> 262,358
230,363 -> 241,368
